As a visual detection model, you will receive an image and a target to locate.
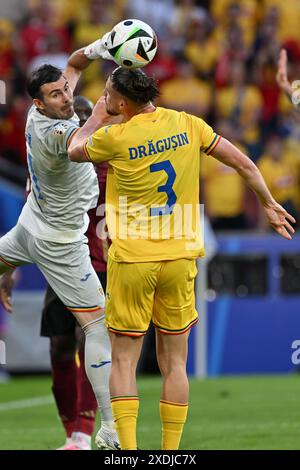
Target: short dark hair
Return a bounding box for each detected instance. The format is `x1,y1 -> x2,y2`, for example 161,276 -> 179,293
27,64 -> 63,100
110,67 -> 160,104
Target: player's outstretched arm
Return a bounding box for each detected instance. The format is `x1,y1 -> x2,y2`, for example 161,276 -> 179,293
0,270 -> 15,313
64,33 -> 113,92
210,138 -> 296,240
64,47 -> 91,92
276,49 -> 293,99
276,48 -> 300,109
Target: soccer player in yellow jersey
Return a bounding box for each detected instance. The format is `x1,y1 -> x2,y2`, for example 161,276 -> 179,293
68,67 -> 295,450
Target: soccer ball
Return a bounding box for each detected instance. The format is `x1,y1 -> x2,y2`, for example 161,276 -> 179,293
106,19 -> 158,69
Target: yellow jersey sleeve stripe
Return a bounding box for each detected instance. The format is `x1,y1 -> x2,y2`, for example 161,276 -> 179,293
66,127 -> 79,148
206,134 -> 221,155
83,141 -> 93,162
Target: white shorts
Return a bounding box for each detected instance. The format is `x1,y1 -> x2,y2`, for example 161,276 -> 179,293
0,223 -> 105,314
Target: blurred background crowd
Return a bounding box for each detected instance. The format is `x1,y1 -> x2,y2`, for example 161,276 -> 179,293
1,0 -> 300,230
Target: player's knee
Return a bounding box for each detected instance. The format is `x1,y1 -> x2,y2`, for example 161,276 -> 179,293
156,356 -> 169,377
75,325 -> 85,350
50,335 -> 77,361
157,354 -> 186,379
75,309 -> 105,329
0,264 -> 11,275
112,352 -> 138,372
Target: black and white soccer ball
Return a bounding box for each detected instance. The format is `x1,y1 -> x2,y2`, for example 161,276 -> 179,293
106,19 -> 158,69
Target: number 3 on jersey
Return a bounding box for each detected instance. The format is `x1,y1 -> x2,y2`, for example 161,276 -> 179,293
150,160 -> 177,216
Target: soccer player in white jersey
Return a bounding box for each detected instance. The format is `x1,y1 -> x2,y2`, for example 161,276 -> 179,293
0,37 -> 120,449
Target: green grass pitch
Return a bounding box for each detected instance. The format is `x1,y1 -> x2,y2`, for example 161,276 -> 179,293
0,374 -> 300,450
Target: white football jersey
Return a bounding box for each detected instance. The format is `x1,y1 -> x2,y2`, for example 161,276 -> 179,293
19,106 -> 99,243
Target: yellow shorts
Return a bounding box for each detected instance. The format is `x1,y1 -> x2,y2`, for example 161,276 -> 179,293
105,257 -> 198,337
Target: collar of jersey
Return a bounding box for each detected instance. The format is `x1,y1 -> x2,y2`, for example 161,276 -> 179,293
129,107 -> 159,122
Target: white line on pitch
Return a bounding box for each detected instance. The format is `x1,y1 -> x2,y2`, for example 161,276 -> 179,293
0,395 -> 54,412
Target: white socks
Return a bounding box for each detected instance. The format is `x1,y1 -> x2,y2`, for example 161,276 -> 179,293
82,317 -> 113,425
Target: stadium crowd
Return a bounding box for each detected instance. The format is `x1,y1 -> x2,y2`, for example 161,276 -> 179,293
1,0 -> 300,229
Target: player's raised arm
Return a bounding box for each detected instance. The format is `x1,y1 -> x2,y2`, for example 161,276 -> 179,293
276,48 -> 300,110
64,33 -> 113,92
210,137 -> 296,240
276,49 -> 293,99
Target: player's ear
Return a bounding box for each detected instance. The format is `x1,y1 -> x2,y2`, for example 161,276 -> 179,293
119,98 -> 127,111
33,98 -> 45,113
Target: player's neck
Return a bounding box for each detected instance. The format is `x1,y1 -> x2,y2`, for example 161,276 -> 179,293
36,108 -> 55,120
124,102 -> 156,121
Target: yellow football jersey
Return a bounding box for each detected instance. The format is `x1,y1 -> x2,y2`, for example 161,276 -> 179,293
84,107 -> 220,262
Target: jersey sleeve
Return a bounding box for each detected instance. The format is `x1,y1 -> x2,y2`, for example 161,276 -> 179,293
83,125 -> 114,163
199,119 -> 221,155
46,121 -> 79,157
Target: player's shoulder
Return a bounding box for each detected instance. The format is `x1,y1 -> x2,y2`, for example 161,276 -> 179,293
160,106 -> 202,121
51,112 -> 79,134
176,109 -> 208,129
93,123 -> 119,143
26,106 -> 58,140
44,117 -> 78,156
47,115 -> 79,147
50,121 -> 75,137
156,106 -> 180,119
27,107 -> 78,136
149,106 -> 196,125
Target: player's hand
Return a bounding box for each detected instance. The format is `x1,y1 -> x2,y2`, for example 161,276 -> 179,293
0,271 -> 15,313
276,49 -> 293,96
84,32 -> 114,61
263,201 -> 296,240
92,96 -> 122,125
99,32 -> 114,61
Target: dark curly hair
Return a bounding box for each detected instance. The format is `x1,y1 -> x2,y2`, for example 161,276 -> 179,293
110,67 -> 160,104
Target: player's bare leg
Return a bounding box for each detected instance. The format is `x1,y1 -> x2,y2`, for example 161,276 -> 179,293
109,333 -> 144,450
0,264 -> 14,277
73,309 -> 119,450
0,268 -> 15,313
156,330 -> 189,450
